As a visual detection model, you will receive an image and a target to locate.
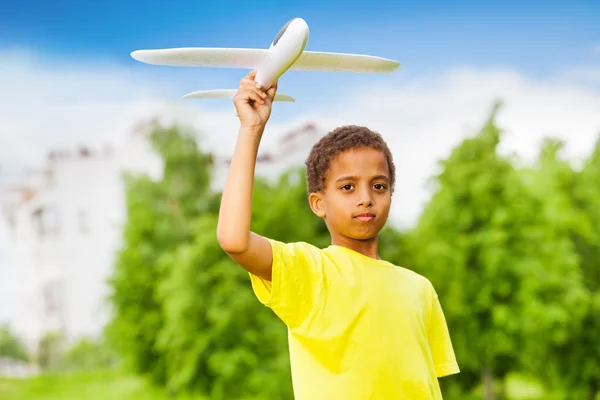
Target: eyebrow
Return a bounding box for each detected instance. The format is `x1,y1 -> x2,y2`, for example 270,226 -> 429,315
335,175 -> 390,183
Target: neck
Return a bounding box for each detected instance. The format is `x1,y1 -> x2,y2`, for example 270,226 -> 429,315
331,234 -> 380,260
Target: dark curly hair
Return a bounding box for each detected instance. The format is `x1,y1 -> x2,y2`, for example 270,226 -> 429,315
305,125 -> 395,194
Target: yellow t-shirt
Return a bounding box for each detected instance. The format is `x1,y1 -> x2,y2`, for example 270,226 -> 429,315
249,239 -> 459,400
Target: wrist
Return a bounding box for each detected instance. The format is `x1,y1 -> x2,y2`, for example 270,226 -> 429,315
239,124 -> 266,138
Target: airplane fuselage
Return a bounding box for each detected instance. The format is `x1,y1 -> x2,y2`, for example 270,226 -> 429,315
254,18 -> 309,90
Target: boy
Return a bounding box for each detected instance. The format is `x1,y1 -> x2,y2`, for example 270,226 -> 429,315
217,70 -> 459,399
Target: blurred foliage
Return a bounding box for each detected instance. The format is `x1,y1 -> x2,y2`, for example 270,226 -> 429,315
105,120 -> 214,386
60,338 -> 118,371
155,214 -> 294,399
0,324 -> 29,362
407,103 -> 591,399
37,331 -> 64,370
101,108 -> 599,400
31,332 -> 117,373
106,121 -> 330,399
521,137 -> 600,399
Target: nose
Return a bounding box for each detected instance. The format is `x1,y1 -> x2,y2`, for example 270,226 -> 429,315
357,187 -> 373,207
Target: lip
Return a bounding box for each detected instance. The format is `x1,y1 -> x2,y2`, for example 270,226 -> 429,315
354,213 -> 375,222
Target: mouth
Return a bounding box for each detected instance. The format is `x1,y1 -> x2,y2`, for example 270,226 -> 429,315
354,213 -> 375,222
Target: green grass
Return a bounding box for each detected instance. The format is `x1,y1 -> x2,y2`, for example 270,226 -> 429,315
0,368 -> 200,400
2,368 -> 594,400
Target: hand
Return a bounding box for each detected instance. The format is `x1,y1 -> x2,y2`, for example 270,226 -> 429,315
233,70 -> 278,129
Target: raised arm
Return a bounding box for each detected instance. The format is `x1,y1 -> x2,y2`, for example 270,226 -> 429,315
216,70 -> 278,281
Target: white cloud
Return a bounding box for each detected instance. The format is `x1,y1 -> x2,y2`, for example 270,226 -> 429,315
1,49 -> 600,229
557,65 -> 600,88
0,49 -> 159,177
328,66 -> 600,228
0,48 -> 311,181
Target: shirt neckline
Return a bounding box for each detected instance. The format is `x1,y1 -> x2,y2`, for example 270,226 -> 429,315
326,244 -> 395,267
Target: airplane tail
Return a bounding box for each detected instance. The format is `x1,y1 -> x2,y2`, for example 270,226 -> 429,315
182,89 -> 295,102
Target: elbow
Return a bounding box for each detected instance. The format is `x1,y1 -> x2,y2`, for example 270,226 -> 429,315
219,241 -> 248,254
216,226 -> 248,254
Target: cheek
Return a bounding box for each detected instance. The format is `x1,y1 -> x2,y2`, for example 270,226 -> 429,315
323,194 -> 350,216
381,195 -> 392,209
382,200 -> 392,216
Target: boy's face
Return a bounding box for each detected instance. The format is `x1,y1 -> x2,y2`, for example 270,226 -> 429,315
309,147 -> 392,242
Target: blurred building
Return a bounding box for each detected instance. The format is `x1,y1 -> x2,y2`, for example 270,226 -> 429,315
0,120 -> 322,354
0,127 -> 163,353
213,122 -> 322,188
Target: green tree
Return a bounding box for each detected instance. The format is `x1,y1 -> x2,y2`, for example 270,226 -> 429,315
61,337 -> 118,371
571,137 -> 600,400
106,120 -> 333,398
408,104 -> 586,400
378,226 -> 415,272
0,324 -> 28,362
105,120 -> 213,385
155,168 -> 333,399
156,214 -> 293,399
526,137 -> 600,400
37,331 -> 64,370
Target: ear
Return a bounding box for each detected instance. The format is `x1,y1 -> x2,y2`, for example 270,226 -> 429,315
308,192 -> 326,218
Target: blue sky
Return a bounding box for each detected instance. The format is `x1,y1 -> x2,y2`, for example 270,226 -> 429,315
2,0 -> 599,68
1,0 -> 599,113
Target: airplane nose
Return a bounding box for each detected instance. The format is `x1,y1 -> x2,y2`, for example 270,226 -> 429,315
272,18 -> 309,47
273,19 -> 294,46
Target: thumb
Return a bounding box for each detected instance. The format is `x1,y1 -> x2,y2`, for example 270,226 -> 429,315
246,69 -> 258,80
266,80 -> 278,101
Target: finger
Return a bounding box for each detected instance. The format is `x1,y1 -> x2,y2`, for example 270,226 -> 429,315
241,80 -> 267,99
239,75 -> 262,92
240,78 -> 256,92
246,69 -> 258,79
240,77 -> 257,88
266,82 -> 278,101
234,83 -> 264,102
244,89 -> 265,105
247,70 -> 265,90
238,84 -> 267,104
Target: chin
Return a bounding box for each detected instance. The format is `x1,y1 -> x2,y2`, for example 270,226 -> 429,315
347,229 -> 380,241
350,220 -> 387,240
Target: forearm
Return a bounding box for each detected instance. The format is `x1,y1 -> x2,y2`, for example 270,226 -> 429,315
217,125 -> 264,252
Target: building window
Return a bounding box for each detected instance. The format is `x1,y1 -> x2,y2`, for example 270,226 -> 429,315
32,207 -> 59,237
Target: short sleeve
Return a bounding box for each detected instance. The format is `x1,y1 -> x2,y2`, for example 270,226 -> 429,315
428,289 -> 460,378
249,239 -> 322,329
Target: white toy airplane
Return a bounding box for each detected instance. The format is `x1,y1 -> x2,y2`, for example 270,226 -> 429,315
130,17 -> 400,102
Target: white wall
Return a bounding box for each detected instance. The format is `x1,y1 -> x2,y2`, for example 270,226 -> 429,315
0,128 -> 163,352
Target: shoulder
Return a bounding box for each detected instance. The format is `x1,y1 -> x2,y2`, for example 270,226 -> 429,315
268,239 -> 324,256
386,262 -> 438,297
267,239 -> 326,269
386,260 -> 432,284
249,240 -> 327,328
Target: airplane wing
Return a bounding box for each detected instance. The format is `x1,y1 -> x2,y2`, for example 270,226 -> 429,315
182,89 -> 295,102
292,51 -> 400,73
131,48 -> 268,68
131,48 -> 400,73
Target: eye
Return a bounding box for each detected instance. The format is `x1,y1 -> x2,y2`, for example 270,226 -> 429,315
373,183 -> 387,190
341,184 -> 354,191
